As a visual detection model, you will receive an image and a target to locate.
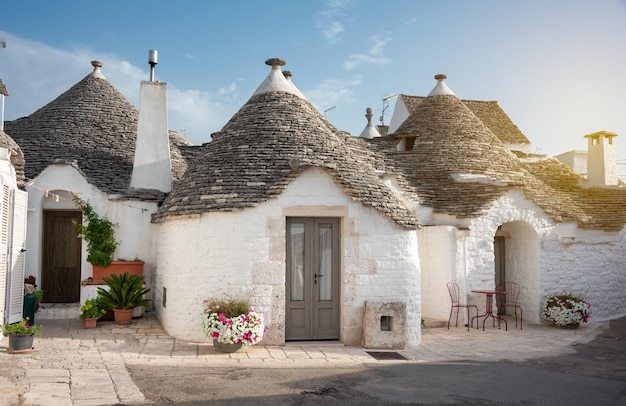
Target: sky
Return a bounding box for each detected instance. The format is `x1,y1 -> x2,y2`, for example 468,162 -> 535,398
1,1 -> 626,178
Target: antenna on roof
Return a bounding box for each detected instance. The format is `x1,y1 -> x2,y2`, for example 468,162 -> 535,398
148,50 -> 158,82
380,93 -> 397,126
324,106 -> 336,119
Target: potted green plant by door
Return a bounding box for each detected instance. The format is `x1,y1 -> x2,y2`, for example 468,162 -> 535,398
73,196 -> 119,268
73,196 -> 145,283
97,273 -> 150,325
79,298 -> 108,328
2,318 -> 43,353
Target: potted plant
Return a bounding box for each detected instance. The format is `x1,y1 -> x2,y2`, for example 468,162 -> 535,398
73,196 -> 119,268
542,293 -> 592,328
2,318 -> 43,353
79,298 -> 108,328
97,273 -> 150,325
202,292 -> 265,352
35,290 -> 44,312
73,196 -> 144,283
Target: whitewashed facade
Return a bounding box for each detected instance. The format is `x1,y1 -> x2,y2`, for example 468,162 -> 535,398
155,168 -> 421,345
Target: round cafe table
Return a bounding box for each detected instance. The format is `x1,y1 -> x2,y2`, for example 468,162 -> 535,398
470,289 -> 508,331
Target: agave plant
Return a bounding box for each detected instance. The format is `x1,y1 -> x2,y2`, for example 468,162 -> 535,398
97,272 -> 150,310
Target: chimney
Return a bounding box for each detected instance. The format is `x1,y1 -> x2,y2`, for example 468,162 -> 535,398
584,130 -> 618,186
130,50 -> 172,192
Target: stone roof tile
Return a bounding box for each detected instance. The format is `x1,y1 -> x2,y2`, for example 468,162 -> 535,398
5,62 -> 192,198
153,73 -> 419,229
367,84 -> 626,231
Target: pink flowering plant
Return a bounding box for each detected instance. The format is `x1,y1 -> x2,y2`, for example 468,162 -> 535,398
202,292 -> 265,347
2,318 -> 43,336
542,293 -> 592,326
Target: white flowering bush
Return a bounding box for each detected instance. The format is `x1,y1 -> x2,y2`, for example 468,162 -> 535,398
201,293 -> 265,347
542,293 -> 591,326
203,311 -> 265,346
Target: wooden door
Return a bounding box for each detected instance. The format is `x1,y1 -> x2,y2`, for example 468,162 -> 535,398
286,218 -> 340,340
42,211 -> 82,303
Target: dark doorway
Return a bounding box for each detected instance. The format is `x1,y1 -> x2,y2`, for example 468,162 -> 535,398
42,210 -> 82,302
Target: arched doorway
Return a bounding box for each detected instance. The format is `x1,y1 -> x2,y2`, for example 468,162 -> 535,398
494,221 -> 539,323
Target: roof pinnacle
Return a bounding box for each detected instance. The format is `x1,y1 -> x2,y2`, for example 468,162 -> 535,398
265,58 -> 286,69
427,73 -> 455,97
90,60 -> 105,79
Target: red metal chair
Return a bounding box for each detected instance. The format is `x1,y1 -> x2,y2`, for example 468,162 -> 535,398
497,281 -> 523,330
447,281 -> 478,331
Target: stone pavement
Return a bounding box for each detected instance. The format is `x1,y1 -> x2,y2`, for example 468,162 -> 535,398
0,313 -> 608,406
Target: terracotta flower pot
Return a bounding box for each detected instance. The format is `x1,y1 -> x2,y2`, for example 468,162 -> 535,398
92,261 -> 144,284
83,318 -> 98,329
113,309 -> 134,325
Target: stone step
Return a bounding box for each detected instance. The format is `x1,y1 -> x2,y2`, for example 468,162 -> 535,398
422,318 -> 448,328
36,303 -> 80,320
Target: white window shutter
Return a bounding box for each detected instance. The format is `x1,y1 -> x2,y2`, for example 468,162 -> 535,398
7,188 -> 28,324
0,181 -> 8,323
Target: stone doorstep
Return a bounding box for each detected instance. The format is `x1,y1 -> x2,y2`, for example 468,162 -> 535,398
36,303 -> 81,320
422,318 -> 448,328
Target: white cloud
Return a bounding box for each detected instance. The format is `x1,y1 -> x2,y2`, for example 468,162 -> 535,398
316,0 -> 357,44
343,34 -> 391,71
304,75 -> 362,112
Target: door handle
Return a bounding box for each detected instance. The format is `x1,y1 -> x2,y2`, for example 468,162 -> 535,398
314,273 -> 324,284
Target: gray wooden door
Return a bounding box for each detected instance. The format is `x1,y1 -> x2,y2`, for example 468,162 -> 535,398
286,218 -> 340,340
42,210 -> 82,303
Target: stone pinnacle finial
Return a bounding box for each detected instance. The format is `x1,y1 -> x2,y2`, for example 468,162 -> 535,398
90,60 -> 105,79
427,73 -> 455,97
365,107 -> 374,127
283,71 -> 293,80
265,58 -> 286,69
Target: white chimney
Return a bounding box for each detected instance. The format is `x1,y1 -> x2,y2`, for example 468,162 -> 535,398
130,50 -> 172,192
584,130 -> 618,187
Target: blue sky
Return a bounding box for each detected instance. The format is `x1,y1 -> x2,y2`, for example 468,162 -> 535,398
1,1 -> 626,178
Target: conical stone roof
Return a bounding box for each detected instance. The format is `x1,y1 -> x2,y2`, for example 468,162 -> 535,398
369,75 -> 626,230
152,59 -> 418,228
5,61 -> 192,198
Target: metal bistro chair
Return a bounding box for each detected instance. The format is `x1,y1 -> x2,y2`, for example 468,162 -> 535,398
447,281 -> 478,331
496,281 -> 523,330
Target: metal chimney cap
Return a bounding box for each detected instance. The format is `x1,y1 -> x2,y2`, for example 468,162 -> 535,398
149,50 -> 158,65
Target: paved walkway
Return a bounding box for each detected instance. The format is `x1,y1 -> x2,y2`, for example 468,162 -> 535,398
0,313 -> 608,406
